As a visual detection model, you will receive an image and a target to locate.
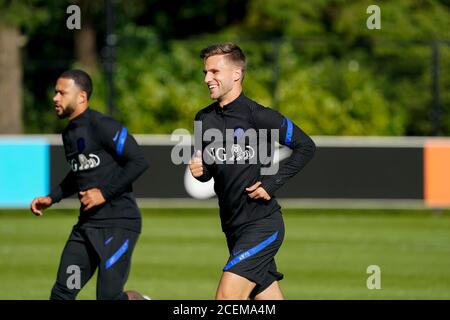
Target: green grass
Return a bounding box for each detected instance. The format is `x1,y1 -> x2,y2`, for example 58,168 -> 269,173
1,208 -> 450,300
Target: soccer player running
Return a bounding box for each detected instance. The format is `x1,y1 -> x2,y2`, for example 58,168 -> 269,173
189,43 -> 316,300
30,70 -> 149,300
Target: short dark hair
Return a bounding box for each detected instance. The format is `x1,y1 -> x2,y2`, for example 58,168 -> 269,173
59,69 -> 93,99
200,43 -> 246,74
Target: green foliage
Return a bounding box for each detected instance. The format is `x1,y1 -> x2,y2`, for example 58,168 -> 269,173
237,0 -> 450,135
441,45 -> 450,134
0,0 -> 49,30
277,53 -> 405,135
111,26 -> 211,133
17,0 -> 450,135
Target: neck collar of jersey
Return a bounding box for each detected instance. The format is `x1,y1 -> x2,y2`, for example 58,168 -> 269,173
70,106 -> 90,123
216,92 -> 244,113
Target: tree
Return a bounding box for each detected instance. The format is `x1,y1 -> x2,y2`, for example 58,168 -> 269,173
0,23 -> 23,133
73,0 -> 101,71
0,0 -> 48,134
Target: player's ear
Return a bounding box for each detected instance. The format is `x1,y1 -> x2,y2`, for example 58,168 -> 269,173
78,91 -> 87,104
233,68 -> 242,83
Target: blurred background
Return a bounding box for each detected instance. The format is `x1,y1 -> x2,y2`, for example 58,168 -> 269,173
0,0 -> 449,300
0,0 -> 449,135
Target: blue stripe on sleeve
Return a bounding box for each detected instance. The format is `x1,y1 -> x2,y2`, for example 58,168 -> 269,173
285,117 -> 293,147
116,127 -> 128,156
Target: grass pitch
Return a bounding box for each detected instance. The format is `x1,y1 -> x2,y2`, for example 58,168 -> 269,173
0,208 -> 449,299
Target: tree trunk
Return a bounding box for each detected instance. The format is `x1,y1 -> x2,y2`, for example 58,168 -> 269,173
0,24 -> 23,134
74,0 -> 98,71
74,22 -> 98,70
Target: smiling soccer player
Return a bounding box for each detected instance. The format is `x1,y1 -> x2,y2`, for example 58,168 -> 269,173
189,43 -> 316,300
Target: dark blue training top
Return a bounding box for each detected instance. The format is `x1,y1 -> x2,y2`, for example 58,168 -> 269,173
195,93 -> 316,232
49,108 -> 149,233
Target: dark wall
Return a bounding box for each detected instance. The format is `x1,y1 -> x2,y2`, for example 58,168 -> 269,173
50,145 -> 423,200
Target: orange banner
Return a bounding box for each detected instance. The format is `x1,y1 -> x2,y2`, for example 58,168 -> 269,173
424,140 -> 450,207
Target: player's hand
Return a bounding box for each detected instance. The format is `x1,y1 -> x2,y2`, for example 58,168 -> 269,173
188,150 -> 204,178
30,196 -> 52,216
79,188 -> 106,211
246,181 -> 271,201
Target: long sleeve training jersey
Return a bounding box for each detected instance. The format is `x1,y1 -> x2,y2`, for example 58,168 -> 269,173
49,108 -> 149,233
194,93 -> 316,232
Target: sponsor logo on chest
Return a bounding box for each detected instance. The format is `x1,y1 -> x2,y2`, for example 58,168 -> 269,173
69,153 -> 100,172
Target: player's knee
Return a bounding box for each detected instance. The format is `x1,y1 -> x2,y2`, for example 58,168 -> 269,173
216,287 -> 248,300
50,282 -> 78,300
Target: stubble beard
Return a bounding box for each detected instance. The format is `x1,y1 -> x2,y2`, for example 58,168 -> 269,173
57,103 -> 76,119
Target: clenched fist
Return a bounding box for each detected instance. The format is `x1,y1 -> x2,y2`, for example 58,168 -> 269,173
246,181 -> 271,201
188,150 -> 204,178
79,188 -> 106,211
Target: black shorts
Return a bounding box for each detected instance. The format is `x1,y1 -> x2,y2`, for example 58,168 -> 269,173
50,225 -> 139,300
223,211 -> 285,297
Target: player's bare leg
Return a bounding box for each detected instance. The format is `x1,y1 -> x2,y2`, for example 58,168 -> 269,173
254,281 -> 284,300
215,271 -> 256,300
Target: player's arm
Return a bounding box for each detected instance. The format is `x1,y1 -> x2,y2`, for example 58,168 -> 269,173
30,170 -> 78,216
94,119 -> 149,202
251,107 -> 316,197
